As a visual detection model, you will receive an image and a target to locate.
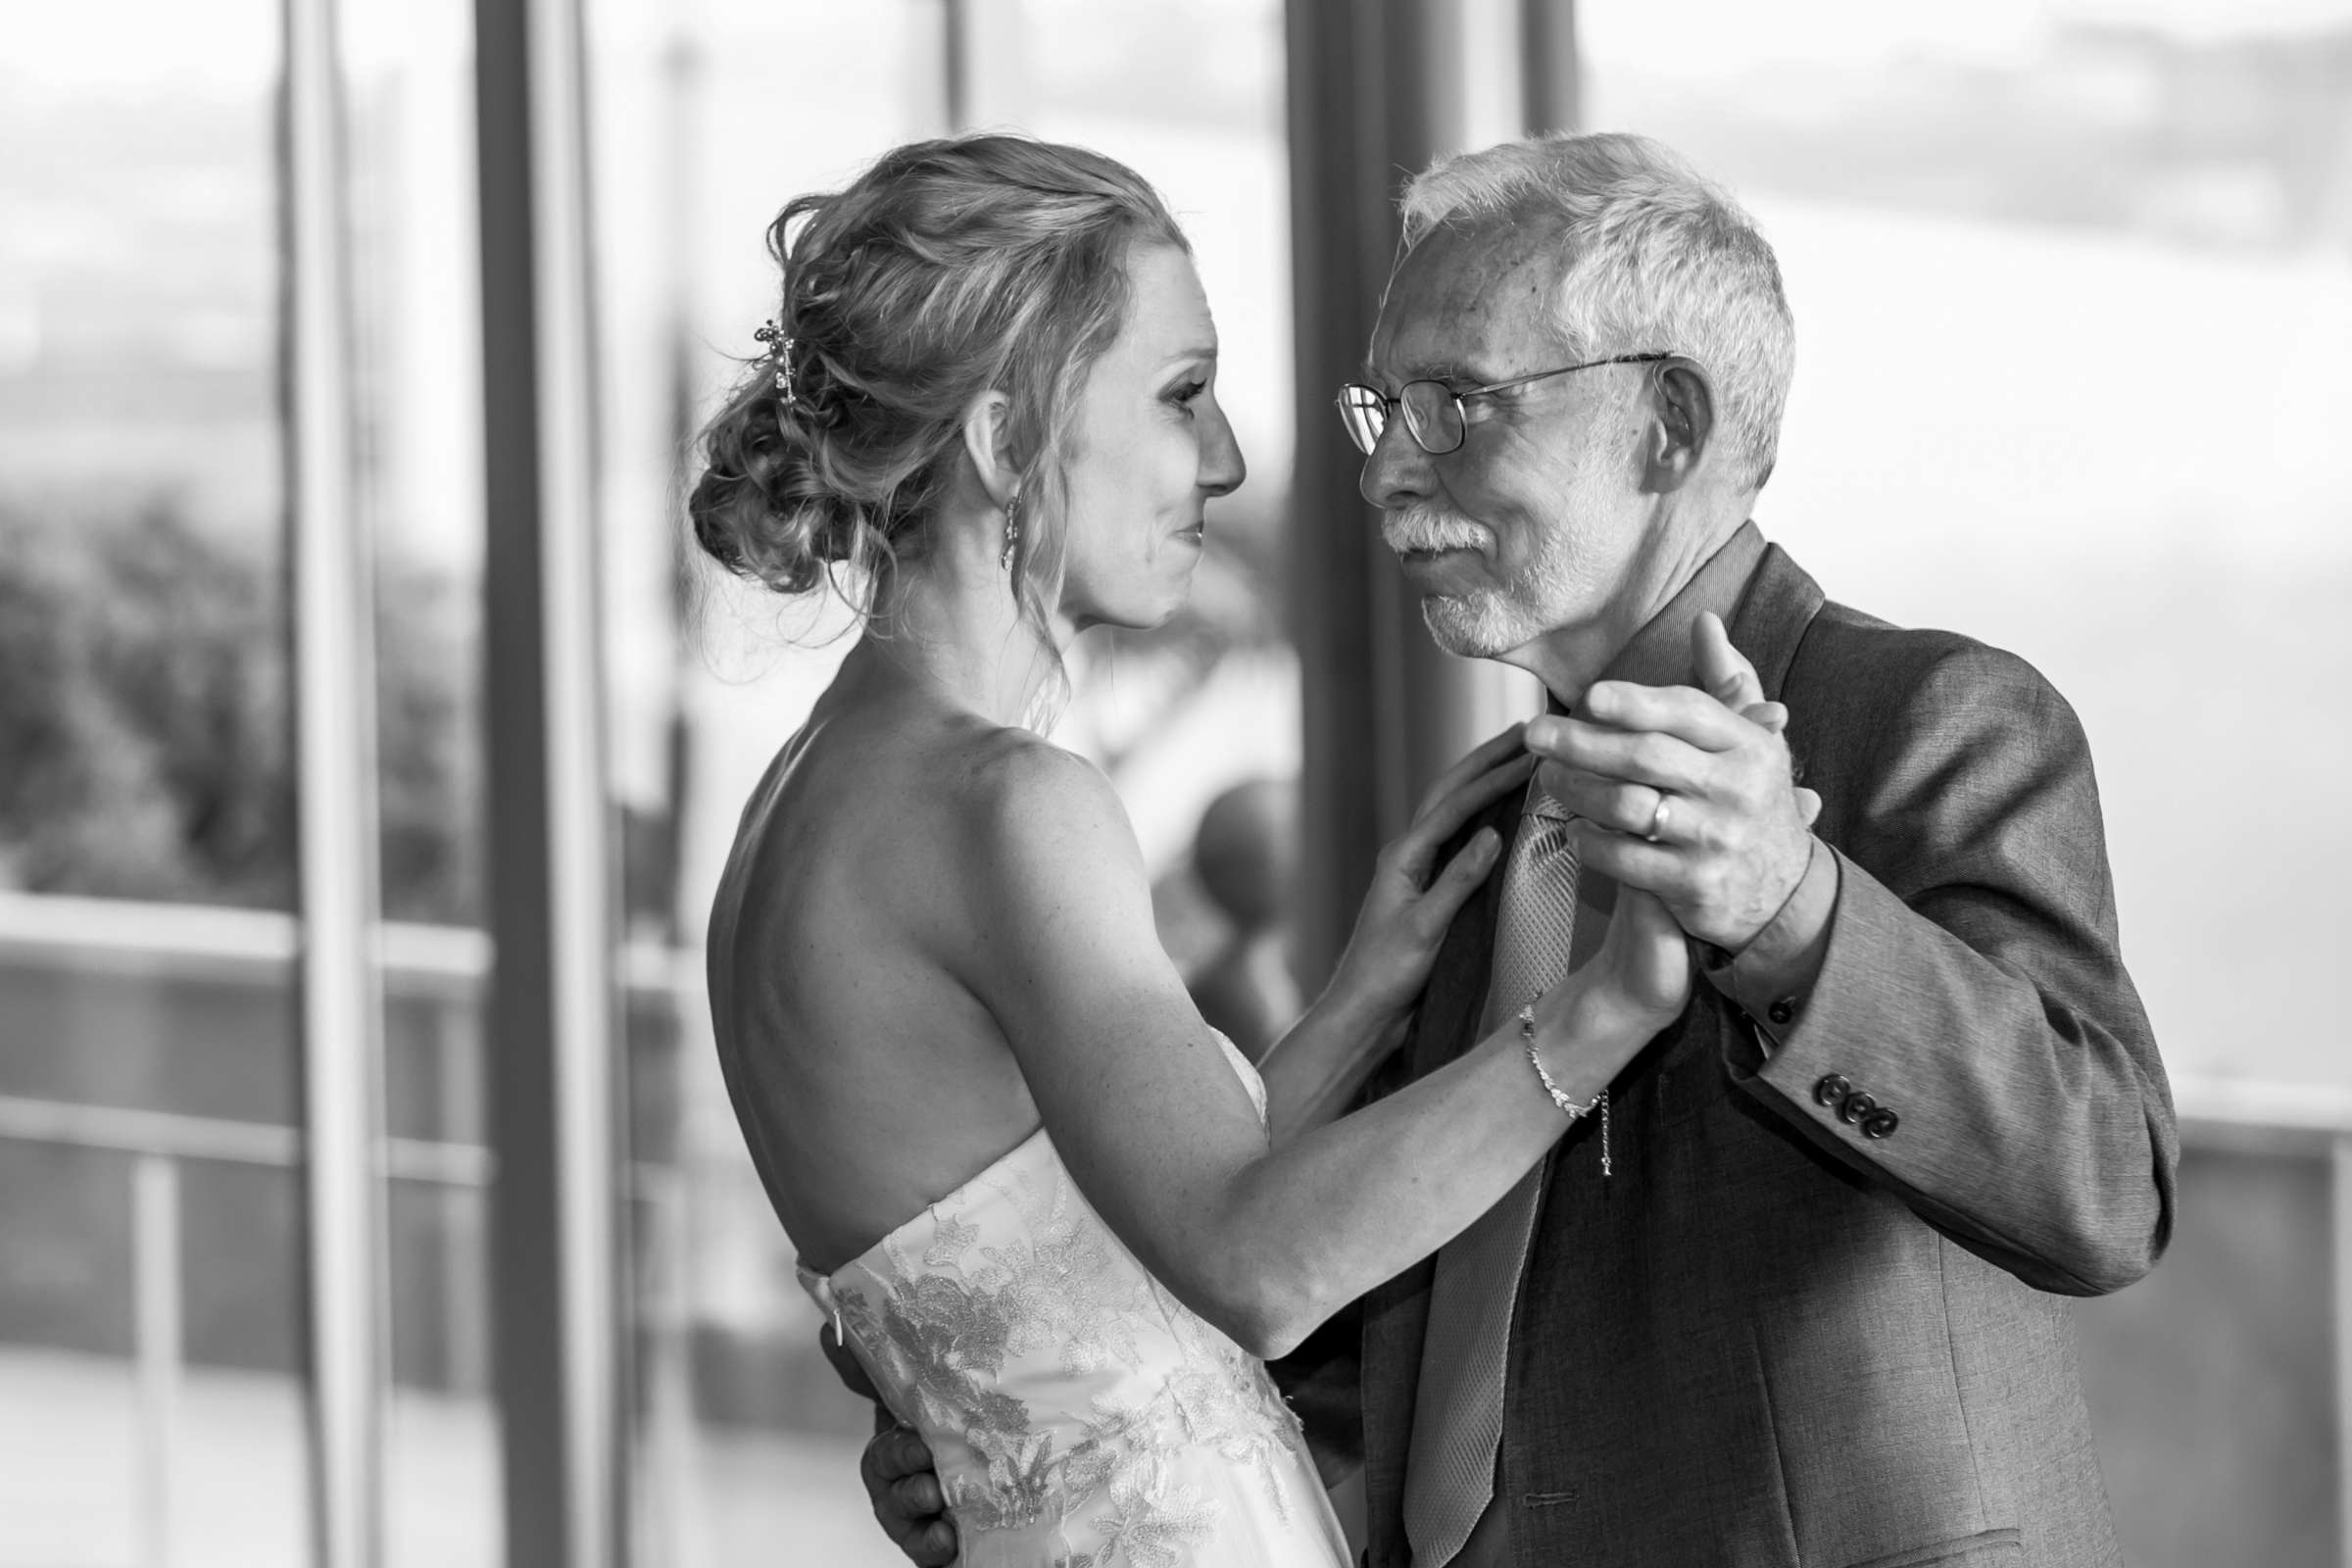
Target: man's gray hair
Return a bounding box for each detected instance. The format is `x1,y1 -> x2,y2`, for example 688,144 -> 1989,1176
1400,131 -> 1795,493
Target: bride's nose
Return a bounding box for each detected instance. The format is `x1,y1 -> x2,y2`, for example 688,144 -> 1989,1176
1200,398 -> 1246,497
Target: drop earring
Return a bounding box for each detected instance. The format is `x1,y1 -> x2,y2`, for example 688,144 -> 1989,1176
1000,487 -> 1023,571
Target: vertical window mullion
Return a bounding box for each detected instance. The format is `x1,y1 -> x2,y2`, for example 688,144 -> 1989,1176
283,0 -> 391,1559
475,0 -> 624,1563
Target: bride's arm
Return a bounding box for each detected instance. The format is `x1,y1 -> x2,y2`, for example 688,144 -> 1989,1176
951,738 -> 1686,1363
1255,985 -> 1410,1144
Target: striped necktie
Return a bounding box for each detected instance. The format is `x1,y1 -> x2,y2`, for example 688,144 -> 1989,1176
1401,785 -> 1579,1567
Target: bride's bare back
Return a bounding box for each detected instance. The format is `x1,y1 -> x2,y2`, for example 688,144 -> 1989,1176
707,663 -> 1050,1275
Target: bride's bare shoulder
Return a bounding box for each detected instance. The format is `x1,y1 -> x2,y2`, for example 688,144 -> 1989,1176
943,727 -> 1145,885
767,707 -> 1145,922
946,721 -> 1100,797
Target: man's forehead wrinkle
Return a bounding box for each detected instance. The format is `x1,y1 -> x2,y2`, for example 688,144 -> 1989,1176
1392,223 -> 1568,327
1368,220 -> 1569,384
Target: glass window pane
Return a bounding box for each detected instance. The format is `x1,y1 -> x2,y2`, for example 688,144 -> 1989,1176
1583,0 -> 2352,1094
340,0 -> 499,1558
2077,1144 -> 2337,1564
584,5 -> 956,1564
0,3 -> 312,1563
1583,5 -> 2352,1560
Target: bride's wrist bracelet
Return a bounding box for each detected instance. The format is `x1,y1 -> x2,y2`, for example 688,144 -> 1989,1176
1518,1001 -> 1613,1179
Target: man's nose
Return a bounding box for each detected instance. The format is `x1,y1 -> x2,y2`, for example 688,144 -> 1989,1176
1357,412 -> 1434,512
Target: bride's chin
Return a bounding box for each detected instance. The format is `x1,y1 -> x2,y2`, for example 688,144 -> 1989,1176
1079,581 -> 1197,634
1128,600 -> 1190,633
1066,601 -> 1183,637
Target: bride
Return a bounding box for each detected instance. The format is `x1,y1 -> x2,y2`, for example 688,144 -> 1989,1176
694,134 -> 1689,1568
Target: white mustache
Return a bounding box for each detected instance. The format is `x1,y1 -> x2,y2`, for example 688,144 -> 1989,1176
1382,504 -> 1491,556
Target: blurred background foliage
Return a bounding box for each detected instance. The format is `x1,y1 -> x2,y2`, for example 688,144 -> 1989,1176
0,497 -> 480,923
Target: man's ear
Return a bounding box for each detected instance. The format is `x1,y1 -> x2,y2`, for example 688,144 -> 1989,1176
1641,360 -> 1715,494
957,389 -> 1020,509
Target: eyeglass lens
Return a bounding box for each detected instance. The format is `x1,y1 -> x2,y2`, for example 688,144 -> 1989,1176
1337,387 -> 1381,454
1399,383 -> 1463,452
1337,382 -> 1464,456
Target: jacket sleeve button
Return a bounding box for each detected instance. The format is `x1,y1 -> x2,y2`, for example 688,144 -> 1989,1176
1861,1108 -> 1900,1140
1813,1074 -> 1852,1108
1838,1091 -> 1879,1126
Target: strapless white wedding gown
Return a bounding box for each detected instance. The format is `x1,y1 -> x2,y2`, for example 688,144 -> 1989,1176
798,1033 -> 1350,1568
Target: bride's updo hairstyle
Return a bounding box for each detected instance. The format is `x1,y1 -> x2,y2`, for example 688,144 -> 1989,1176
689,134 -> 1190,634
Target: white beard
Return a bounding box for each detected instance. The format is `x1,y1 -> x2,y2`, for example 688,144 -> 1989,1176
1381,405 -> 1641,658
1384,498 -> 1594,660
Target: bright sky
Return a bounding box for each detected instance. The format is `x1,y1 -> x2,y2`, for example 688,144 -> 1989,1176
0,0 -> 468,92
1581,0 -> 2352,76
11,0 -> 2352,91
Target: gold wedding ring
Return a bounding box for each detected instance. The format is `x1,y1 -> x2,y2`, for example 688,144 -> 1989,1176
1645,793 -> 1673,844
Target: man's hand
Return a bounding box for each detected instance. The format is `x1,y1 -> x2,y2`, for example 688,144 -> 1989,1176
859,1420 -> 956,1566
819,1319 -> 882,1402
1525,613 -> 1820,952
823,1323 -> 956,1565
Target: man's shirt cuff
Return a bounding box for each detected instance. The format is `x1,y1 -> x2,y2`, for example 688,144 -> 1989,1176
1700,835 -> 1839,1053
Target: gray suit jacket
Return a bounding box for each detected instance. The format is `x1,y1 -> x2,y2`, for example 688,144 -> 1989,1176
1298,542 -> 2177,1568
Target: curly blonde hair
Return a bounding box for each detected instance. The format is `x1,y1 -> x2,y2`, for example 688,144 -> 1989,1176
688,134 -> 1191,645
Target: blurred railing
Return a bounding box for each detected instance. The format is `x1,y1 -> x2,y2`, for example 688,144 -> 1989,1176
0,1093 -> 488,1568
0,891 -> 710,1568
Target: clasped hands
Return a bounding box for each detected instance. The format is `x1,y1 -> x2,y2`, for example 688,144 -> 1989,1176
1525,612 -> 1822,956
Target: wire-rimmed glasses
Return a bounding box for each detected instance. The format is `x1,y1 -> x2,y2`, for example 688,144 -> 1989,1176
1335,353 -> 1672,456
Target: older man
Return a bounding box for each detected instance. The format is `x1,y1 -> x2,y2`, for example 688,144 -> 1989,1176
861,131 -> 2175,1567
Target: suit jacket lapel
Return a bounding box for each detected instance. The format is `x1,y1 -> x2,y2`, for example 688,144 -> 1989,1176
1406,786 -> 1526,1077
1724,543 -> 1826,704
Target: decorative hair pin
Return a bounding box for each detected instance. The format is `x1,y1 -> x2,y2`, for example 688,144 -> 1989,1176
753,318 -> 798,407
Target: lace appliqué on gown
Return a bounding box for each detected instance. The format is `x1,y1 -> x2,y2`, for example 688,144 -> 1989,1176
803,1032 -> 1348,1568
